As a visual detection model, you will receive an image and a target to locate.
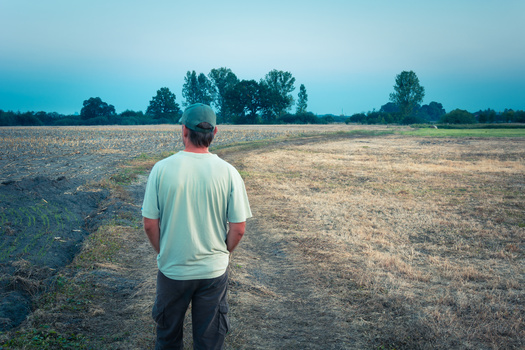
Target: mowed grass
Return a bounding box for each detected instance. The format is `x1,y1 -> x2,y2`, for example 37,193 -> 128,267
238,134 -> 524,349
403,127 -> 525,138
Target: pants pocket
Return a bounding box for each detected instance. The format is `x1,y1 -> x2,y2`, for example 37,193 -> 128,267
218,303 -> 230,336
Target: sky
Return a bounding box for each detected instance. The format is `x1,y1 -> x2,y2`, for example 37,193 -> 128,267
1,0 -> 524,116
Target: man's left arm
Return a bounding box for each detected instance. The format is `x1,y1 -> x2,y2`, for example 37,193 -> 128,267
143,217 -> 160,254
226,221 -> 246,253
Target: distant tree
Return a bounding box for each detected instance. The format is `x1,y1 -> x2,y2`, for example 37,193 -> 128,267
439,109 -> 476,124
146,87 -> 180,121
389,70 -> 425,120
81,97 -> 116,120
319,114 -> 335,124
501,109 -> 515,123
208,67 -> 239,123
120,110 -> 144,118
296,84 -> 308,114
13,111 -> 42,126
380,102 -> 399,114
477,108 -> 497,123
279,111 -> 318,124
513,110 -> 525,123
225,80 -> 260,124
259,70 -> 296,122
182,71 -> 214,106
418,102 -> 446,121
347,113 -> 367,124
365,111 -> 387,124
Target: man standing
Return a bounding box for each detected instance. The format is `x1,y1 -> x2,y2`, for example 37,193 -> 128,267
142,103 -> 252,349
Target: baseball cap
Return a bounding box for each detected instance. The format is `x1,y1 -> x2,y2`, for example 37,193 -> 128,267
179,103 -> 216,133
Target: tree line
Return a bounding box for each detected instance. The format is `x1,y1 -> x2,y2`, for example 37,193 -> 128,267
346,71 -> 525,125
1,69 -> 524,126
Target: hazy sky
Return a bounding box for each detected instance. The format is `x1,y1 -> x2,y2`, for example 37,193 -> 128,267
1,0 -> 524,116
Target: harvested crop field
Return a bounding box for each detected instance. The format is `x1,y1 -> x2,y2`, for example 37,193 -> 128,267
226,134 -> 524,349
0,124 -> 375,333
1,125 -> 524,349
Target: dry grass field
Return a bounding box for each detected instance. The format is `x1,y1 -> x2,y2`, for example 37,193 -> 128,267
225,133 -> 524,349
1,125 -> 523,349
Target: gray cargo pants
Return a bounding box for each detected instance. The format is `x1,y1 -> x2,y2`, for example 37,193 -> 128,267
152,270 -> 230,350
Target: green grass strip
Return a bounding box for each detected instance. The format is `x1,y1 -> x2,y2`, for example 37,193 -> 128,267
401,128 -> 525,138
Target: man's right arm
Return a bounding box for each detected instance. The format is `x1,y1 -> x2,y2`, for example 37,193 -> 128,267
226,222 -> 246,253
143,217 -> 160,254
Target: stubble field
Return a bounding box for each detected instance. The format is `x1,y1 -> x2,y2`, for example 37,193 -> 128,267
225,133 -> 524,349
0,125 -> 523,349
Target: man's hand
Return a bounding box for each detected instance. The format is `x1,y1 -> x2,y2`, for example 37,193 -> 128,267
143,217 -> 160,254
226,222 -> 246,253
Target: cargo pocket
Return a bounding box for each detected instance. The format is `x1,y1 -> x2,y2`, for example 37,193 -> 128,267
152,299 -> 165,329
218,303 -> 230,335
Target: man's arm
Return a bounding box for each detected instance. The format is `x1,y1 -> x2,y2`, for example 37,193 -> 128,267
143,217 -> 160,254
226,222 -> 246,253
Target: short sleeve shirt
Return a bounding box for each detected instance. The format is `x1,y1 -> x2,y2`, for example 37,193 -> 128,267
142,151 -> 252,280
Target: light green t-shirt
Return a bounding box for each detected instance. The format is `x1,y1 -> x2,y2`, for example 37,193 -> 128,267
142,151 -> 252,280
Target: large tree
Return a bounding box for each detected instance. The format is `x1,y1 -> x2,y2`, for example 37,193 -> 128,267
259,70 -> 296,122
225,80 -> 260,124
389,70 -> 425,119
81,97 -> 116,120
182,71 -> 214,106
208,67 -> 239,123
146,87 -> 180,120
296,84 -> 308,114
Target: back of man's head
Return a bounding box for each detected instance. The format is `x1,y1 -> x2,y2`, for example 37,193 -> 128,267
180,104 -> 216,147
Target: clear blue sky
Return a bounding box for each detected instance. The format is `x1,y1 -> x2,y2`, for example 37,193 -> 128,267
1,0 -> 524,116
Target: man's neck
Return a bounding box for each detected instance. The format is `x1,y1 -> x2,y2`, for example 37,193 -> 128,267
183,144 -> 210,154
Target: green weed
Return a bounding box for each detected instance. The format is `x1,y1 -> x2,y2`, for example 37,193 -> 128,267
1,325 -> 88,349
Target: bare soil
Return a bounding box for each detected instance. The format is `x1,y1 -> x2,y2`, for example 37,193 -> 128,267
1,126 -> 523,350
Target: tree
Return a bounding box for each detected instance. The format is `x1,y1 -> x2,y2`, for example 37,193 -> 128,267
81,97 -> 116,120
182,71 -> 214,106
296,84 -> 308,114
418,101 -> 446,122
225,80 -> 260,124
208,67 -> 239,123
439,109 -> 476,124
502,109 -> 515,123
380,102 -> 399,114
389,70 -> 425,119
513,110 -> 525,123
347,113 -> 366,124
146,87 -> 180,120
259,70 -> 296,122
477,108 -> 497,123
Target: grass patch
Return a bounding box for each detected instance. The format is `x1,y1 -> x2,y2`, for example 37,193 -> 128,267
2,326 -> 88,349
109,152 -> 172,185
402,128 -> 525,138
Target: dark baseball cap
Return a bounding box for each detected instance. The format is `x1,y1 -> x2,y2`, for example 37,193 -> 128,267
179,103 -> 216,133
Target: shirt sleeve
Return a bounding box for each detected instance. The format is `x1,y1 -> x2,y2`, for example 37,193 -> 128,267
142,164 -> 160,219
227,167 -> 253,223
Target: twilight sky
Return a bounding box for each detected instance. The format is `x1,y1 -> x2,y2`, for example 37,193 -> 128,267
1,0 -> 524,116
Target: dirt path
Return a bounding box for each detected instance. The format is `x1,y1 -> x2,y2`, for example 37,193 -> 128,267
215,136 -> 372,349
118,134 -> 370,349
227,218 -> 362,349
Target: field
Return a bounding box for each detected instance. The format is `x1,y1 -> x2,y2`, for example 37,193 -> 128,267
0,124 -> 350,334
1,125 -> 524,349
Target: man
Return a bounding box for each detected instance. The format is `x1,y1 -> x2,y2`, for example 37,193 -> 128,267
142,103 -> 252,349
